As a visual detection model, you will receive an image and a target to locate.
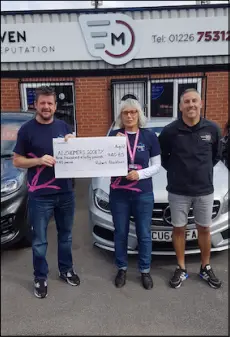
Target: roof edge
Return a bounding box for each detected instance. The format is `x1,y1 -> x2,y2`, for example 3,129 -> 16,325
1,3 -> 230,16
1,63 -> 229,78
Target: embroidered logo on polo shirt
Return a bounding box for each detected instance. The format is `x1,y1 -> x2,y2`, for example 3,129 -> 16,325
200,134 -> 211,142
136,143 -> 146,151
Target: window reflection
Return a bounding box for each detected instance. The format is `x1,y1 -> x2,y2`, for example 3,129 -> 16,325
151,83 -> 174,118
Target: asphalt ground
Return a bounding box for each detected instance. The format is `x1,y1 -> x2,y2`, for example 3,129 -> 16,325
1,178 -> 228,336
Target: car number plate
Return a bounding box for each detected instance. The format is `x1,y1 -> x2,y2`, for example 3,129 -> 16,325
151,229 -> 198,242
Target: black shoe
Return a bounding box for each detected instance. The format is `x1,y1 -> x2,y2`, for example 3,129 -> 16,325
141,273 -> 153,290
59,270 -> 80,286
34,279 -> 48,298
115,269 -> 126,288
199,264 -> 222,289
169,266 -> 188,289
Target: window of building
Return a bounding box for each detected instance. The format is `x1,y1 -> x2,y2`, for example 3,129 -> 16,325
20,82 -> 76,133
150,82 -> 174,118
111,80 -> 147,121
149,77 -> 202,120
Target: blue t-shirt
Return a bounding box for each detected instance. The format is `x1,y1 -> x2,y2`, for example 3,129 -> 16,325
13,118 -> 73,198
109,128 -> 161,193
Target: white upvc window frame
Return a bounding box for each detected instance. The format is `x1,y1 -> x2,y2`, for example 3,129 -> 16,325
19,81 -> 77,134
20,81 -> 75,111
147,77 -> 203,120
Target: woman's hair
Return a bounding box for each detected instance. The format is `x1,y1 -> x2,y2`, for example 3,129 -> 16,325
115,98 -> 147,129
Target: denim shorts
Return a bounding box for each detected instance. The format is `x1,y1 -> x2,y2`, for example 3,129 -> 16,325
168,192 -> 214,227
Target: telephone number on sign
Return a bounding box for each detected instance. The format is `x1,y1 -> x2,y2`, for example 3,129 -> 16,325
168,31 -> 230,42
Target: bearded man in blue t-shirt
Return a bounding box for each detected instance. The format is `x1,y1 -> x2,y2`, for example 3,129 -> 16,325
13,86 -> 79,298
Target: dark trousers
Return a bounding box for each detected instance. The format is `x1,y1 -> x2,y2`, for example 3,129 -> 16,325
28,192 -> 75,280
110,190 -> 154,273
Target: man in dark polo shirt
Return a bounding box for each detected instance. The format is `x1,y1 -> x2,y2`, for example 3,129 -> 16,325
13,86 -> 80,298
159,88 -> 222,289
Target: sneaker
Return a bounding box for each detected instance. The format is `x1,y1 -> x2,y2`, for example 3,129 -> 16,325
34,279 -> 48,298
141,273 -> 153,290
199,264 -> 222,289
59,270 -> 80,286
169,266 -> 188,289
115,269 -> 126,288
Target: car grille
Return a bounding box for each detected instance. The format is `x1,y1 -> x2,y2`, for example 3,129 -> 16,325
130,200 -> 220,227
151,240 -> 200,251
1,215 -> 16,236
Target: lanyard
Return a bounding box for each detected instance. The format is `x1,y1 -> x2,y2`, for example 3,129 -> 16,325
125,129 -> 139,164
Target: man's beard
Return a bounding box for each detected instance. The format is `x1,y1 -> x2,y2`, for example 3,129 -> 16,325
37,111 -> 53,121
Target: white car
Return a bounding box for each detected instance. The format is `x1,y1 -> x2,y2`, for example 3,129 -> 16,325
88,121 -> 229,255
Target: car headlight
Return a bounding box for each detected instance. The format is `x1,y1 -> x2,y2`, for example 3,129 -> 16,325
1,173 -> 24,197
221,190 -> 229,214
94,188 -> 110,213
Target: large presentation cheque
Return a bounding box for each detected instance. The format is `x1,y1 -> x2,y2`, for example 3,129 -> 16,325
53,137 -> 128,178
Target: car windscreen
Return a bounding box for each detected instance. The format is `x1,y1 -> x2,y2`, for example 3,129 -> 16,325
1,117 -> 29,156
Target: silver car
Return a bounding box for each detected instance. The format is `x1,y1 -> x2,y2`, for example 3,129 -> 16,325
89,121 -> 229,255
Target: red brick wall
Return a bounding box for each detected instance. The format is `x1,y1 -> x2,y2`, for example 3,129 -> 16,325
76,77 -> 110,137
1,71 -> 229,136
205,72 -> 229,130
1,79 -> 20,111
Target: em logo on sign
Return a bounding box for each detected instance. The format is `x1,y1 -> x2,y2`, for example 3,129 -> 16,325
79,13 -> 140,65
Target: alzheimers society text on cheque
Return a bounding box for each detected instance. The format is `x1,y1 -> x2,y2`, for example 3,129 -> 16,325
53,137 -> 128,178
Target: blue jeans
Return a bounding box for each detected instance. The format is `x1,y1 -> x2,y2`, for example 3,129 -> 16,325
110,190 -> 154,273
28,192 -> 75,280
